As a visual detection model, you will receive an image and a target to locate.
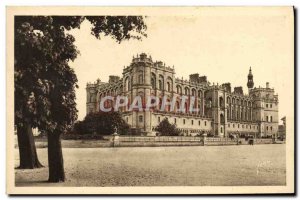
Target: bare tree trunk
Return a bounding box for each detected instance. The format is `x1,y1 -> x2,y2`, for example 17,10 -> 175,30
47,132 -> 65,182
16,122 -> 43,169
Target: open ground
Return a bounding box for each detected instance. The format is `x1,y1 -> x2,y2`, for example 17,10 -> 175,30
15,144 -> 286,187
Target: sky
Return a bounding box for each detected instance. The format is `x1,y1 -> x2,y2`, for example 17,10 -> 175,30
68,7 -> 294,122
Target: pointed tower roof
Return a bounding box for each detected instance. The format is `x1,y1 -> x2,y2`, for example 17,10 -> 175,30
248,67 -> 253,77
247,66 -> 254,89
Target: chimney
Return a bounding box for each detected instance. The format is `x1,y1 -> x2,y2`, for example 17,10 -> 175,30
266,82 -> 270,89
109,75 -> 120,83
189,73 -> 199,83
234,87 -> 243,95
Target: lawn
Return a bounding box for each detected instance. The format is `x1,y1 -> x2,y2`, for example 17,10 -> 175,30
15,144 -> 286,186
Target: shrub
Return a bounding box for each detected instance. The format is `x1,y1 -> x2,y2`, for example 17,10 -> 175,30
73,111 -> 130,135
155,118 -> 181,136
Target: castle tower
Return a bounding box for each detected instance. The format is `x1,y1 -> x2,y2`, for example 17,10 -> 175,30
247,67 -> 254,93
130,53 -> 152,136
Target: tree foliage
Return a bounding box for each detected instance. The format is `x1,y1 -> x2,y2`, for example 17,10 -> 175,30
15,16 -> 147,134
155,118 -> 181,136
73,112 -> 130,135
14,15 -> 147,181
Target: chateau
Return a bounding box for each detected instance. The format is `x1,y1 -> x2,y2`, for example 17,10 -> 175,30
86,53 -> 279,138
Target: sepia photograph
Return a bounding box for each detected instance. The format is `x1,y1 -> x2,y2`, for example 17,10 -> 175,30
6,6 -> 295,194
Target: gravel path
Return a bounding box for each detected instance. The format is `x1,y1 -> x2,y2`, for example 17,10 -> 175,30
15,144 -> 286,186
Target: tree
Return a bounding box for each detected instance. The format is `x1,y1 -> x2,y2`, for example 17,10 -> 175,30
155,118 -> 181,136
73,121 -> 87,135
15,16 -> 147,182
75,112 -> 130,135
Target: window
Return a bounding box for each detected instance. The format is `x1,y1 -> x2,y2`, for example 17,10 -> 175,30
159,80 -> 163,90
266,116 -> 269,122
177,85 -> 182,94
191,120 -> 194,125
183,119 -> 186,124
139,74 -> 143,84
198,91 -> 202,98
151,78 -> 156,89
174,118 -> 177,124
158,117 -> 161,123
221,127 -> 223,133
242,125 -> 244,128
167,82 -> 171,92
228,123 -> 230,128
270,126 -> 273,131
266,104 -> 268,108
266,126 -> 268,131
270,104 -> 272,108
198,121 -> 200,126
125,77 -> 130,91
204,121 -> 207,126
185,87 -> 189,95
126,117 -> 128,122
139,115 -> 143,122
238,124 -> 240,128
233,124 -> 235,128
270,116 -> 273,122
219,97 -> 224,107
176,101 -> 180,110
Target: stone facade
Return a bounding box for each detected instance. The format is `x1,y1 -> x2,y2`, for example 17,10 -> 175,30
86,53 -> 279,138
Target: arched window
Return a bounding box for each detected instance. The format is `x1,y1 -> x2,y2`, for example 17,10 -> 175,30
151,78 -> 156,89
166,77 -> 172,92
151,78 -> 155,89
176,101 -> 180,110
227,97 -> 231,104
177,85 -> 182,94
166,98 -> 171,111
219,97 -> 224,107
167,82 -> 171,92
185,102 -> 188,113
139,74 -> 143,84
270,116 -> 273,122
159,75 -> 164,90
192,89 -> 196,96
159,80 -> 163,90
266,116 -> 269,122
184,87 -> 190,95
151,73 -> 156,89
